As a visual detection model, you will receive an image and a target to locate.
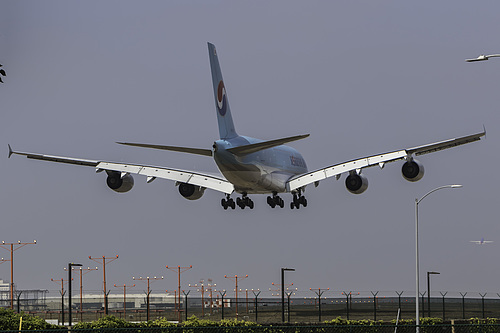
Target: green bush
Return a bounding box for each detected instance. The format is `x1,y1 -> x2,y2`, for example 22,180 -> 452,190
0,308 -> 62,330
73,315 -> 140,329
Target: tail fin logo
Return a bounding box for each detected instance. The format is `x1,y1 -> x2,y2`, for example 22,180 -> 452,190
217,80 -> 227,116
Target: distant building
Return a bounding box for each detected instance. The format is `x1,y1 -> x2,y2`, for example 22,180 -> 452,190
0,279 -> 10,300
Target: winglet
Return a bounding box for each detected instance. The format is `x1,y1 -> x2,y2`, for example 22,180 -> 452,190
483,125 -> 487,139
8,144 -> 13,158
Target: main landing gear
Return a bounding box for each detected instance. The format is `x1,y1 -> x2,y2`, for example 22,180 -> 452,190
222,193 -> 254,210
290,192 -> 307,209
267,193 -> 284,208
236,194 -> 254,209
221,195 -> 235,210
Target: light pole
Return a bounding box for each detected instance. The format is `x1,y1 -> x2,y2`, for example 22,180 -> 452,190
415,185 -> 462,332
68,263 -> 82,327
281,268 -> 294,323
466,54 -> 500,62
427,271 -> 440,317
133,276 -> 163,321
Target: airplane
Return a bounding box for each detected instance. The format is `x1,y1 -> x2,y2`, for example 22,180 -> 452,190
8,42 -> 485,210
470,238 -> 493,245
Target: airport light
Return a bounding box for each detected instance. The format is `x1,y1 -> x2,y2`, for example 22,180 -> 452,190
466,54 -> 500,62
51,277 -> 70,325
73,267 -> 98,321
67,263 -> 82,327
415,185 -> 462,332
166,265 -> 192,322
133,276 -> 163,321
224,274 -> 248,319
114,283 -> 135,319
189,280 -> 209,317
427,271 -> 440,317
89,255 -> 119,315
310,288 -> 329,322
0,240 -> 37,310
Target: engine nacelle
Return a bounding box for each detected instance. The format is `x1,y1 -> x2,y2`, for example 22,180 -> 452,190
178,182 -> 205,200
345,173 -> 368,195
106,171 -> 134,193
402,159 -> 425,182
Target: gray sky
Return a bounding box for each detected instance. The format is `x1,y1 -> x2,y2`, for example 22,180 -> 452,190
1,1 -> 499,299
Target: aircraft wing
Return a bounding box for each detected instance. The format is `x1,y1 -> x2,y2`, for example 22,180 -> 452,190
286,130 -> 485,192
8,146 -> 234,194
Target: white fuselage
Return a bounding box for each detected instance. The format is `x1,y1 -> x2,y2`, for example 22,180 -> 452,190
213,135 -> 308,194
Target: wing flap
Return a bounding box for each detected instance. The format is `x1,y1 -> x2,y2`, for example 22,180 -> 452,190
287,130 -> 484,192
97,162 -> 234,194
287,150 -> 407,191
9,145 -> 233,194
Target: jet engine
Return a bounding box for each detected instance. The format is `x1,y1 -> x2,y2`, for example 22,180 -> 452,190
345,173 -> 368,194
106,171 -> 134,193
178,182 -> 205,200
402,159 -> 425,182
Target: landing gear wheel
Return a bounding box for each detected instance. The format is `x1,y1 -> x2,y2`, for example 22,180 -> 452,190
291,192 -> 307,210
222,196 -> 235,210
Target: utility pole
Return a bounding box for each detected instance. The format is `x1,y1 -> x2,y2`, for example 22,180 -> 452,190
114,283 -> 135,319
51,278 -> 69,325
224,274 -> 248,319
0,240 -> 37,309
133,276 -> 163,321
89,255 -> 119,315
166,265 -> 192,322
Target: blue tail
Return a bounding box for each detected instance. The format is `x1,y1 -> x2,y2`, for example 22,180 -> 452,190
208,42 -> 238,140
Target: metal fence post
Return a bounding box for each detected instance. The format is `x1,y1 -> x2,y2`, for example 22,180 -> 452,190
371,291 -> 379,321
460,292 -> 467,319
440,292 -> 447,321
480,293 -> 487,319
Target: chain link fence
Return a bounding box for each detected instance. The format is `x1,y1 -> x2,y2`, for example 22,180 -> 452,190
3,290 -> 500,324
2,324 -> 500,333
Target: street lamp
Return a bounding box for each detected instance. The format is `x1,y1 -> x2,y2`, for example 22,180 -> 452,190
427,271 -> 440,317
68,263 -> 82,327
466,54 -> 500,62
281,268 -> 295,323
415,185 -> 462,332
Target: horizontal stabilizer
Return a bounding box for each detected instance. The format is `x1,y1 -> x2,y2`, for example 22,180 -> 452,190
116,142 -> 213,157
227,134 -> 310,156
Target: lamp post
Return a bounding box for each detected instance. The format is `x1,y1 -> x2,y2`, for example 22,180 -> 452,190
68,263 -> 82,327
415,185 -> 462,332
427,271 -> 440,317
466,54 -> 500,62
281,268 -> 294,323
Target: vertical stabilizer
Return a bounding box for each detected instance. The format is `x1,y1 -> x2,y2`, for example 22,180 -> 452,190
208,42 -> 238,139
